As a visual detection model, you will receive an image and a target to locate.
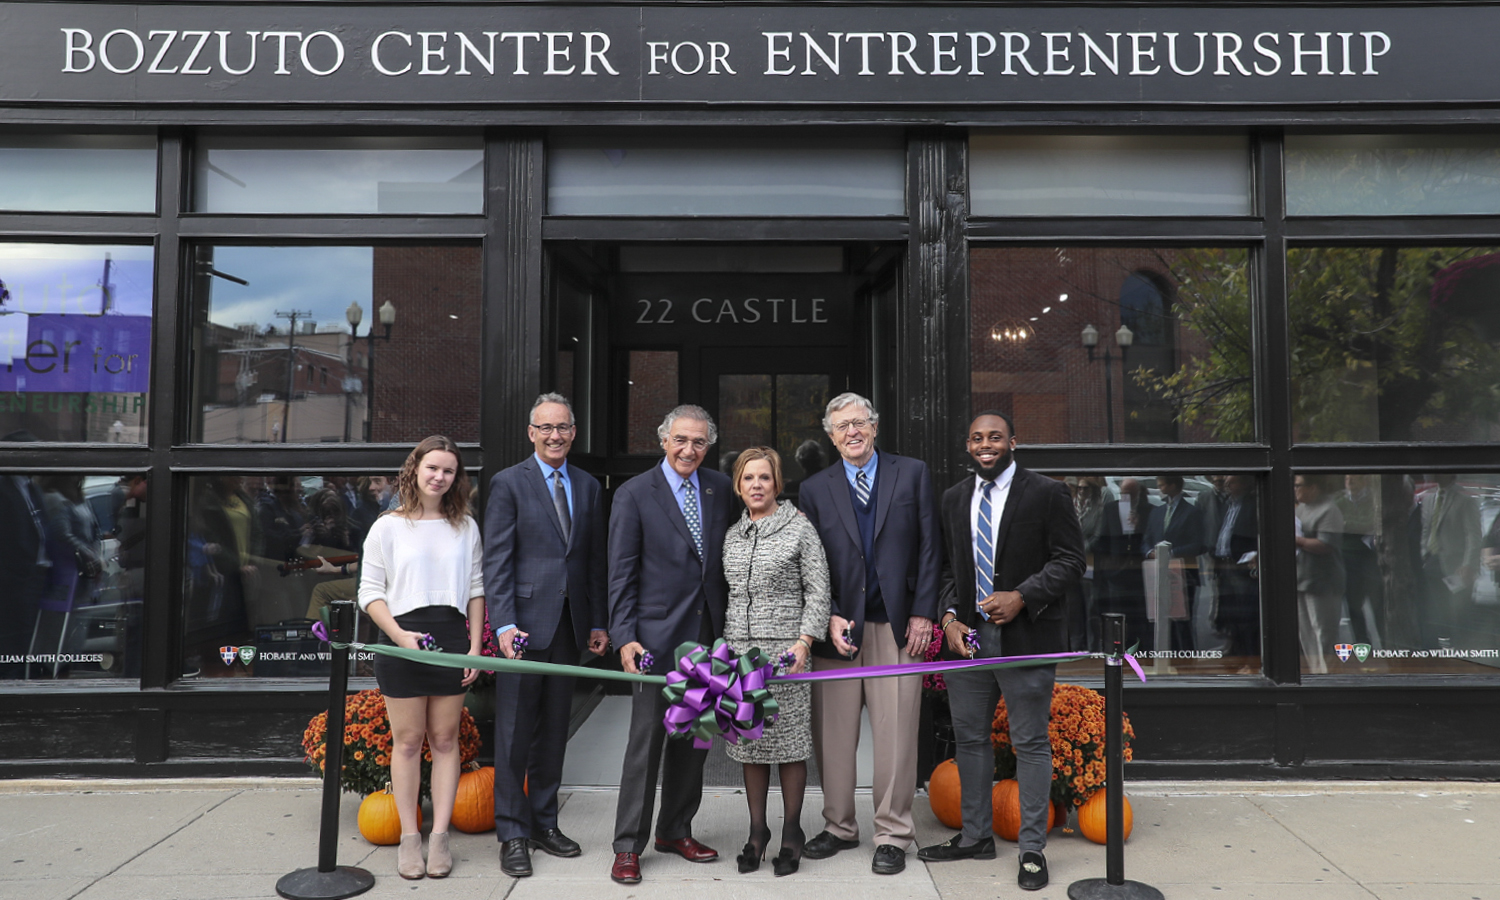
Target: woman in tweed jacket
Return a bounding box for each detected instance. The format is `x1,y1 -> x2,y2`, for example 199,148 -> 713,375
722,446 -> 831,877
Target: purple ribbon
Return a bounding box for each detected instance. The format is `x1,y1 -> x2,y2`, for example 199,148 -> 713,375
772,650 -> 1092,682
311,621 -> 329,642
661,640 -> 779,749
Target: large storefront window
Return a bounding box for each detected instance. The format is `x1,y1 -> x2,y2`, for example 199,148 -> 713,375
0,473 -> 146,681
1053,472 -> 1263,679
0,135 -> 156,213
192,136 -> 483,214
1294,471 -> 1500,676
181,472 -> 418,679
0,243 -> 154,442
186,244 -> 481,444
970,246 -> 1253,444
1288,246 -> 1500,442
548,127 -> 906,216
1287,134 -> 1500,216
969,132 -> 1252,217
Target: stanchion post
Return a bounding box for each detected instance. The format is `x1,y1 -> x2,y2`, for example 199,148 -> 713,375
1068,613 -> 1162,900
276,599 -> 375,900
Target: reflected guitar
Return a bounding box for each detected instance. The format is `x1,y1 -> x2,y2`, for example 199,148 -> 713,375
277,554 -> 358,577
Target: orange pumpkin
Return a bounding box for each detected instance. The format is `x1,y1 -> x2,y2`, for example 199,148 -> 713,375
358,783 -> 422,845
927,759 -> 963,829
1077,791 -> 1133,844
992,779 -> 1055,841
451,763 -> 496,834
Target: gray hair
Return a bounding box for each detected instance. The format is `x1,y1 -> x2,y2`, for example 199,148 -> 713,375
656,404 -> 718,446
822,391 -> 879,434
530,392 -> 575,425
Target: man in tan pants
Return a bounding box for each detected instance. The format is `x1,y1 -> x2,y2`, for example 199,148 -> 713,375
795,392 -> 941,876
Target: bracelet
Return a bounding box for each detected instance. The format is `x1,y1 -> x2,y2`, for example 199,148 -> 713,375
795,637 -> 812,651
340,563 -> 349,576
940,615 -> 959,630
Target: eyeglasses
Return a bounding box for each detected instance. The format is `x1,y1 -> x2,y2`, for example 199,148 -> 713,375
530,423 -> 575,435
831,418 -> 873,434
670,436 -> 709,451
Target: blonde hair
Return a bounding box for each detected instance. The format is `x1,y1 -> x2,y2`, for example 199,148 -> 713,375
392,435 -> 470,526
731,446 -> 784,499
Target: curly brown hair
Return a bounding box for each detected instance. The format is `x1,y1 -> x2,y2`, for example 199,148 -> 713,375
392,435 -> 471,525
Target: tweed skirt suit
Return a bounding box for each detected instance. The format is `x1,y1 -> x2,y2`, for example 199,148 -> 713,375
721,500 -> 832,765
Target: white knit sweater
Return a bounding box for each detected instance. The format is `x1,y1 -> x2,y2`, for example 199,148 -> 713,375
357,514 -> 484,617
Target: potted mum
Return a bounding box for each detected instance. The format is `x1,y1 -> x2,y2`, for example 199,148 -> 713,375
991,682 -> 1134,827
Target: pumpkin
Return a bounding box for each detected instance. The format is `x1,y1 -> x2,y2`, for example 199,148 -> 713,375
358,783 -> 421,845
992,779 -> 1055,841
451,763 -> 496,834
1077,791 -> 1133,845
927,759 -> 963,829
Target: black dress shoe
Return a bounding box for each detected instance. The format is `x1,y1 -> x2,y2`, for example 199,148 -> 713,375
529,828 -> 582,858
1018,850 -> 1049,891
917,833 -> 997,862
871,844 -> 906,875
500,838 -> 532,878
801,830 -> 859,860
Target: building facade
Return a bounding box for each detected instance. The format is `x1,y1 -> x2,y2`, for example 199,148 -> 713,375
4,1 -> 1500,779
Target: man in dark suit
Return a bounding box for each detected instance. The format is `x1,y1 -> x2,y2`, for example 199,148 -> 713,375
607,404 -> 732,884
484,393 -> 609,877
797,392 -> 940,876
1093,478 -> 1157,651
1141,475 -> 1207,651
1210,474 -> 1260,661
0,431 -> 50,680
917,411 -> 1084,892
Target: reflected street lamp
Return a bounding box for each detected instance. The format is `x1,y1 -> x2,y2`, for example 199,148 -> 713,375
1082,323 -> 1134,444
346,300 -> 396,442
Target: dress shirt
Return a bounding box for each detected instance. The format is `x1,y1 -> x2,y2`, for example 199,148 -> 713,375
535,452 -> 573,518
841,451 -> 879,496
945,461 -> 1018,618
1216,498 -> 1242,559
659,456 -> 702,532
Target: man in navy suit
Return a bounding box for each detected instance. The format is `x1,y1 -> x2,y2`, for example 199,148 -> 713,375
918,411 -> 1084,891
484,393 -> 610,877
797,392 -> 940,876
1141,475 -> 1207,651
607,405 -> 732,884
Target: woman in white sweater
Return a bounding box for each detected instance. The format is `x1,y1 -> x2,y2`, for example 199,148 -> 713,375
358,435 -> 485,880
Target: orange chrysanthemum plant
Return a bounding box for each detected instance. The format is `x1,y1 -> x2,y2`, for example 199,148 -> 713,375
991,683 -> 1134,810
303,689 -> 482,799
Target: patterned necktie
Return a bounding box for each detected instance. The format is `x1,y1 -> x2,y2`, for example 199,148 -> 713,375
682,480 -> 703,556
553,471 -> 571,543
976,480 -> 995,609
855,469 -> 871,509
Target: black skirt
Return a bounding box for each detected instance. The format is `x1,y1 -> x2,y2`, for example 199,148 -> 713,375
374,606 -> 469,698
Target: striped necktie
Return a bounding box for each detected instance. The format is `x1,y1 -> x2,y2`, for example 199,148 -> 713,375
976,480 -> 995,609
854,469 -> 872,509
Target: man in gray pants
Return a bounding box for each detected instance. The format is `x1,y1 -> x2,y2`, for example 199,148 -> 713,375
917,411 -> 1085,891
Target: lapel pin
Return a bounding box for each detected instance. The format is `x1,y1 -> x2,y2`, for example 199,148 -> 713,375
704,487 -> 713,495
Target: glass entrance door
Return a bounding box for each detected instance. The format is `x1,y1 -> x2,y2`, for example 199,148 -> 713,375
703,347 -> 849,502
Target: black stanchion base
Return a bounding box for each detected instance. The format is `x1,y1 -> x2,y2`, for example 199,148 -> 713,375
276,865 -> 376,900
1068,877 -> 1165,900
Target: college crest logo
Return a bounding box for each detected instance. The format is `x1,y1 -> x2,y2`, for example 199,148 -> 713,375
238,646 -> 257,665
220,646 -> 239,665
1354,643 -> 1372,662
1334,643 -> 1353,662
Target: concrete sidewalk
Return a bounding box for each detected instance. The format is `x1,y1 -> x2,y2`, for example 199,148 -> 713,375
3,779 -> 1497,900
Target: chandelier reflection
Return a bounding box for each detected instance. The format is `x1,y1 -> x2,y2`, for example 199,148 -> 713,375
989,320 -> 1033,344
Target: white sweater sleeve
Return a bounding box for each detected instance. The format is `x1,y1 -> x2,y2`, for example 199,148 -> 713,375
357,518 -> 389,611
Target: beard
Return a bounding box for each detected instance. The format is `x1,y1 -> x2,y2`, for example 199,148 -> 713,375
973,448 -> 1012,481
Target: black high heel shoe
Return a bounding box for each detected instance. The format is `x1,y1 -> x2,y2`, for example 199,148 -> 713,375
773,825 -> 804,877
737,826 -> 771,873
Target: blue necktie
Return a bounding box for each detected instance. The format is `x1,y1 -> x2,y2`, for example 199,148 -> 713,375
976,480 -> 995,609
682,480 -> 703,556
854,469 -> 871,509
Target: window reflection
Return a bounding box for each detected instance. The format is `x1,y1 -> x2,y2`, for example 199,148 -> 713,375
1287,134 -> 1500,216
970,247 -> 1252,444
1296,472 -> 1500,676
1058,472 -> 1262,679
623,350 -> 678,454
0,135 -> 156,213
0,472 -> 146,681
182,473 -> 414,679
0,244 -> 154,442
187,245 -> 480,444
1290,246 -> 1500,442
193,136 -> 483,214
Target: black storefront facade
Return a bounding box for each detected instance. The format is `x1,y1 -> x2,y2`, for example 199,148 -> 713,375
5,1 -> 1500,780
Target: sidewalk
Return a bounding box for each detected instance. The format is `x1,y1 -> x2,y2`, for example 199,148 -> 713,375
3,778 -> 1498,900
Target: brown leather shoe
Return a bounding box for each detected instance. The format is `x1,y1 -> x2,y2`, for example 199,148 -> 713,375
654,836 -> 719,862
610,851 -> 642,884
